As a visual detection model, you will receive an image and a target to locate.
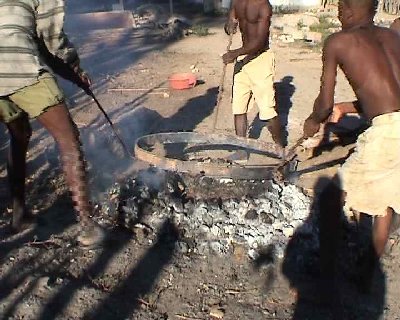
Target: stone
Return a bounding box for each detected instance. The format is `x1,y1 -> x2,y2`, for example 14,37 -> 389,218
279,34 -> 295,43
210,225 -> 221,238
101,168 -> 314,260
176,241 -> 189,254
305,31 -> 323,44
209,241 -> 226,255
233,243 -> 247,263
299,14 -> 320,27
260,211 -> 275,224
325,17 -> 341,26
282,25 -> 304,40
244,209 -> 258,220
283,227 -> 294,238
210,306 -> 225,319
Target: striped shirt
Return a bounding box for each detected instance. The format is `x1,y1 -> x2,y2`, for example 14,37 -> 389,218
0,0 -> 79,96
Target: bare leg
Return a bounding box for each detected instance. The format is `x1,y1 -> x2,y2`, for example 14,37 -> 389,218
36,104 -> 104,246
37,104 -> 91,222
373,208 -> 393,257
228,114 -> 249,163
6,115 -> 31,231
234,114 -> 247,137
266,116 -> 284,147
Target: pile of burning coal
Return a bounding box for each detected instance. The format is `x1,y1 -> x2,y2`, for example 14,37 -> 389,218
98,167 -> 317,259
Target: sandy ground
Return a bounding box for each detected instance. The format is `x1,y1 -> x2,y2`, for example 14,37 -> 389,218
1,8 -> 400,320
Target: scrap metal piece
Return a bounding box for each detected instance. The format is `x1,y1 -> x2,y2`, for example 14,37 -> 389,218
135,132 -> 285,180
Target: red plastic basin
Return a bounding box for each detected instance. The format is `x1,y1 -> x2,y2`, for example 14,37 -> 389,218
168,73 -> 197,90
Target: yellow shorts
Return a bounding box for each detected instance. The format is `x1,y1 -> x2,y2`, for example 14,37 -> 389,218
338,112 -> 400,217
0,99 -> 24,124
232,50 -> 276,121
0,72 -> 64,122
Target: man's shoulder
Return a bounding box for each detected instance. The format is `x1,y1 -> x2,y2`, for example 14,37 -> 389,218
323,32 -> 347,51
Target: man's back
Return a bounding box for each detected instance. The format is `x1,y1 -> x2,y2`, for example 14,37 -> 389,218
332,25 -> 400,119
233,0 -> 271,49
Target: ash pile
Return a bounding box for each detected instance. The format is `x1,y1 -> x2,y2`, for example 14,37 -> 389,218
98,168 -> 317,259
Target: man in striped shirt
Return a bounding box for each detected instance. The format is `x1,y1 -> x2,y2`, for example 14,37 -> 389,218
0,0 -> 104,247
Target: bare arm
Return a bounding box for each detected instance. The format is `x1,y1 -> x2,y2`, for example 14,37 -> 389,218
222,4 -> 271,64
224,0 -> 238,35
310,35 -> 338,123
390,17 -> 400,33
303,35 -> 339,137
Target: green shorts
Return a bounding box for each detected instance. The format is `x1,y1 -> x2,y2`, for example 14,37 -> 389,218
0,73 -> 64,123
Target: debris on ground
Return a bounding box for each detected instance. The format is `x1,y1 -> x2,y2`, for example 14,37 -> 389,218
98,168 -> 315,260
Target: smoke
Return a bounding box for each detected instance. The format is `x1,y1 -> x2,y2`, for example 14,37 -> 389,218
80,105 -> 162,201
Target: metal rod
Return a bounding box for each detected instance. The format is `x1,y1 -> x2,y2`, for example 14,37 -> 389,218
87,89 -> 134,159
213,32 -> 234,130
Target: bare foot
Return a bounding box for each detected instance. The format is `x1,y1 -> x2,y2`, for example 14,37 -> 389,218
11,203 -> 36,233
77,220 -> 105,248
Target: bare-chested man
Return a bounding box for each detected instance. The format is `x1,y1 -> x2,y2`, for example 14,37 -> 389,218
329,16 -> 400,123
303,0 -> 400,291
223,0 -> 282,163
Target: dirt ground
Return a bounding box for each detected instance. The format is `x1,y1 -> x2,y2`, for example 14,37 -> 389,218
1,7 -> 400,320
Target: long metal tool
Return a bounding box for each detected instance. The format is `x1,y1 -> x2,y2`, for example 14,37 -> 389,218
274,136 -> 306,179
283,136 -> 306,163
213,32 -> 234,130
86,89 -> 134,159
42,55 -> 135,159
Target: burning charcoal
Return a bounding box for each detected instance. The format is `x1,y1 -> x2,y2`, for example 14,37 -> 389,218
199,225 -> 211,235
209,241 -> 227,255
167,196 -> 185,213
222,224 -> 235,236
182,199 -> 195,215
212,211 -> 228,224
196,200 -> 208,210
101,168 -> 313,260
283,226 -> 294,238
196,242 -> 210,255
245,209 -> 258,220
248,248 -> 260,260
207,203 -> 221,213
223,199 -> 239,211
165,172 -> 186,195
210,225 -> 221,238
271,205 -> 283,220
137,186 -> 151,200
176,241 -> 190,254
260,211 -> 275,224
173,213 -> 186,225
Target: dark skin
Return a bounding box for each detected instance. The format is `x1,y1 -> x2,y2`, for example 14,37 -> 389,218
223,0 -> 282,146
9,70 -> 92,232
5,115 -> 32,231
330,17 -> 400,122
304,0 -> 400,290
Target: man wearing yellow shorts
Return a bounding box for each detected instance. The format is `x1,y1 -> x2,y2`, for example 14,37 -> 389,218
223,0 -> 282,163
0,0 -> 103,246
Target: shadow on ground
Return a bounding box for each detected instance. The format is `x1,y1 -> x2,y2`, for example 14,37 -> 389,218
249,75 -> 295,147
280,176 -> 385,319
0,17 -> 218,318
